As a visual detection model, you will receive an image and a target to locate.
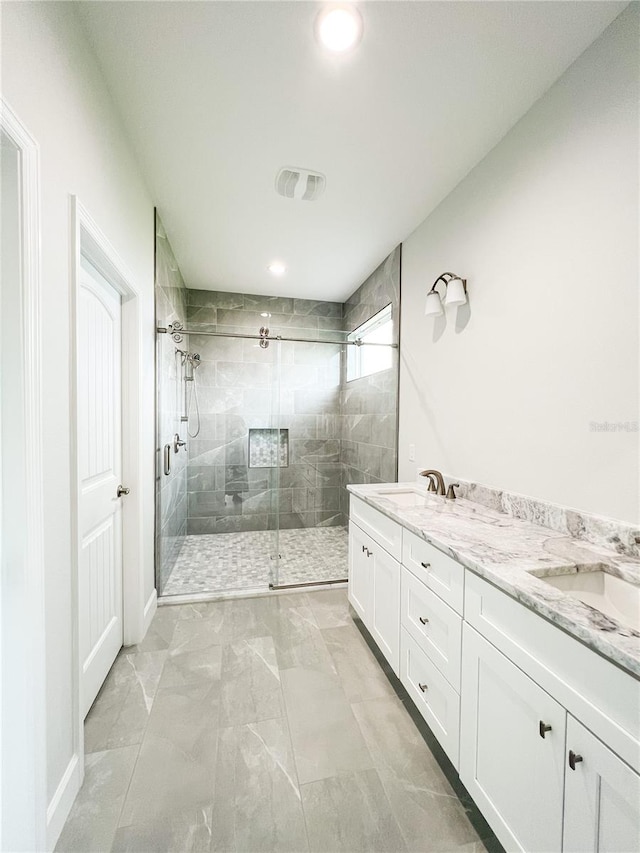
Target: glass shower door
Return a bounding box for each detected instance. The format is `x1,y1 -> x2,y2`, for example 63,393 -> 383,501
269,335 -> 348,588
156,318 -> 282,596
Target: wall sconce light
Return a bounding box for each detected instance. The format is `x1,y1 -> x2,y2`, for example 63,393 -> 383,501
424,272 -> 468,316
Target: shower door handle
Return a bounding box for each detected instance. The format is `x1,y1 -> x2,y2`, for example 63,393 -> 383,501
164,444 -> 171,476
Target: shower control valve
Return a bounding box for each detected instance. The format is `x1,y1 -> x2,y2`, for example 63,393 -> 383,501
173,433 -> 187,453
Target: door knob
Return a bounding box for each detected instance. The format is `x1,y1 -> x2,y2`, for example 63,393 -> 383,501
117,485 -> 130,497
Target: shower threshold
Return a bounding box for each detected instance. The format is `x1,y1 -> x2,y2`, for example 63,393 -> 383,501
269,577 -> 348,591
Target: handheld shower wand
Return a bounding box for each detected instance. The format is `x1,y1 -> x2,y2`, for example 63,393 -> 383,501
177,349 -> 202,437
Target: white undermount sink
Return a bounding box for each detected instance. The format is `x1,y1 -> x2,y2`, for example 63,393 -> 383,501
373,488 -> 433,507
538,568 -> 640,632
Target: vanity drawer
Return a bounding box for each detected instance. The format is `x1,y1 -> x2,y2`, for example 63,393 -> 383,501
350,495 -> 402,561
401,566 -> 462,691
402,529 -> 464,614
400,628 -> 460,769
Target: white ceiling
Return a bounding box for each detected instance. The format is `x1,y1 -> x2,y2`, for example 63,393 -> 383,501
77,1 -> 626,301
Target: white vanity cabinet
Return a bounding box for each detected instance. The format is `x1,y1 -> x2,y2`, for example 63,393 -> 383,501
347,493 -> 640,853
347,522 -> 371,621
348,497 -> 401,674
462,571 -> 640,853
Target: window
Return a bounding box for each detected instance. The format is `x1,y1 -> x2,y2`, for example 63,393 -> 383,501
347,304 -> 393,382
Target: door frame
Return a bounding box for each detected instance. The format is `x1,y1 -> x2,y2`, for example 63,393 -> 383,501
0,98 -> 47,853
68,196 -> 151,799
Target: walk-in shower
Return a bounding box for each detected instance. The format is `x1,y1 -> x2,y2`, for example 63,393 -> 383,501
155,212 -> 400,598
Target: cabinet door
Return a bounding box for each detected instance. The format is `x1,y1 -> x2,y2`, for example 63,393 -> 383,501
370,545 -> 401,674
563,716 -> 640,853
460,624 -> 565,853
348,522 -> 371,622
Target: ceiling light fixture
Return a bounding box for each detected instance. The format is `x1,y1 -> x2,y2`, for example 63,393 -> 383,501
425,272 -> 468,317
267,262 -> 286,276
315,5 -> 364,53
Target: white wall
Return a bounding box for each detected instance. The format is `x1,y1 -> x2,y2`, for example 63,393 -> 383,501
399,5 -> 639,524
1,0 -> 155,839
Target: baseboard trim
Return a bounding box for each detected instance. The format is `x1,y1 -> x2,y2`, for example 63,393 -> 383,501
142,587 -> 157,636
46,752 -> 82,851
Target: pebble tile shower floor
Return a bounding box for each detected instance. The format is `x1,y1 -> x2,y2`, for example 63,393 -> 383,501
56,589 -> 490,853
163,526 -> 349,595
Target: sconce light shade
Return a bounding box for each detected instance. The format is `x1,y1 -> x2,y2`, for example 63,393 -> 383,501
424,290 -> 443,317
444,277 -> 467,307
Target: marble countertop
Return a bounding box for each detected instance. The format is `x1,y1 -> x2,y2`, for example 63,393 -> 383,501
347,483 -> 640,679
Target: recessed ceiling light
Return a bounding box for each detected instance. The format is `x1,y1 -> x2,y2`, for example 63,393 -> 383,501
268,262 -> 286,276
315,5 -> 363,53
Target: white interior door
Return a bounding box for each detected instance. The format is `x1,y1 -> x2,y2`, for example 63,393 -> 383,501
78,261 -> 124,717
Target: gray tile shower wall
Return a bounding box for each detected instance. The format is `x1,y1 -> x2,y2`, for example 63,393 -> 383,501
155,214 -> 188,593
184,290 -> 345,534
340,247 -> 401,517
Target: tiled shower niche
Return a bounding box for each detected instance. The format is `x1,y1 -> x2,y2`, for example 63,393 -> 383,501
248,429 -> 289,468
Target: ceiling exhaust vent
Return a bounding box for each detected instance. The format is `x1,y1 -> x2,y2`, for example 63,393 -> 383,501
275,167 -> 326,201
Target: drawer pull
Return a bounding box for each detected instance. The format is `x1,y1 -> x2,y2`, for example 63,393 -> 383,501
362,544 -> 366,552
568,750 -> 583,770
539,721 -> 552,739
419,616 -> 429,625
418,682 -> 428,692
421,562 -> 431,570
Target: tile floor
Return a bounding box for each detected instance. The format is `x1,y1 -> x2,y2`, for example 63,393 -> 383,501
163,527 -> 349,596
56,589 -> 494,853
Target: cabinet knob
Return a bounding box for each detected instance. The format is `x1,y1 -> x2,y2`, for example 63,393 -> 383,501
421,562 -> 431,570
568,750 -> 583,770
419,616 -> 429,625
418,682 -> 428,692
539,721 -> 552,739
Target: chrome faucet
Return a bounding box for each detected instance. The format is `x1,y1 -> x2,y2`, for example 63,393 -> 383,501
419,469 -> 446,496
